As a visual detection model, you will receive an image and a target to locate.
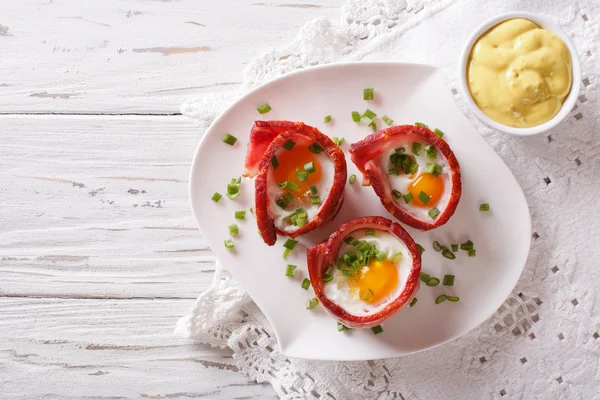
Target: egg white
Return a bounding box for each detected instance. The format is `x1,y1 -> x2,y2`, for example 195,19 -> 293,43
324,229 -> 413,316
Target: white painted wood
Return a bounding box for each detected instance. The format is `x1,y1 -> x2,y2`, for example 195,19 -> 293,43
0,0 -> 343,114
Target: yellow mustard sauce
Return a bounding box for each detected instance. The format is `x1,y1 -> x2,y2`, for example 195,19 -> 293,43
467,18 -> 572,128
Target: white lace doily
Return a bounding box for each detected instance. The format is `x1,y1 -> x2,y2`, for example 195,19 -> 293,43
177,0 -> 600,398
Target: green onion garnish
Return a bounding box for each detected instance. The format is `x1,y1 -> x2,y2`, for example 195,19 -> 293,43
479,203 -> 490,212
409,163 -> 419,175
283,140 -> 296,150
460,240 -> 474,251
442,249 -> 455,259
257,103 -> 271,114
306,298 -> 319,310
371,325 -> 383,334
376,251 -> 387,262
428,207 -> 441,219
435,294 -> 448,304
417,243 -> 425,253
451,244 -> 458,252
420,272 -> 430,282
395,147 -> 406,154
283,239 -> 298,250
234,210 -> 246,220
297,169 -> 308,182
382,115 -> 394,126
417,191 -> 431,204
403,193 -> 414,204
447,295 -> 460,302
310,196 -> 321,205
363,289 -> 374,301
426,277 -> 440,287
349,174 -> 357,184
282,192 -> 294,204
468,249 -> 476,257
309,185 -> 318,195
222,133 -> 238,146
276,199 -> 288,209
211,192 -> 222,202
409,297 -> 418,307
224,239 -> 234,251
362,109 -> 377,120
278,181 -> 298,191
424,144 -> 437,159
332,137 -> 344,146
226,179 -> 241,199
343,236 -> 355,244
414,122 -> 428,128
282,248 -> 292,259
368,121 -> 377,132
308,143 -> 324,154
391,252 -> 402,264
301,278 -> 311,290
434,128 -> 444,138
352,111 -> 361,122
432,241 -> 442,252
285,264 -> 297,277
392,190 -> 402,200
337,322 -> 350,332
228,224 -> 238,237
365,229 -> 376,237
324,115 -> 332,123
304,161 -> 316,173
423,163 -> 435,174
412,142 -> 422,155
443,274 -> 455,286
388,168 -> 399,175
363,88 -> 374,100
271,155 -> 279,169
432,164 -> 443,177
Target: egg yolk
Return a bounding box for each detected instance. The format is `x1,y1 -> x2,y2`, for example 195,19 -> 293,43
408,173 -> 444,208
348,258 -> 399,304
273,144 -> 322,201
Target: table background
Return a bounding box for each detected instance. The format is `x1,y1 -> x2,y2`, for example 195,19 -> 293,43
0,1 -> 344,398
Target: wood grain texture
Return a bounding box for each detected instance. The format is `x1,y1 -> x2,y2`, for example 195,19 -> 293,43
0,0 -> 343,114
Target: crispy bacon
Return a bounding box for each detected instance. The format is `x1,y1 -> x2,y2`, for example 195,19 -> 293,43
349,125 -> 462,231
307,216 -> 421,328
251,121 -> 347,246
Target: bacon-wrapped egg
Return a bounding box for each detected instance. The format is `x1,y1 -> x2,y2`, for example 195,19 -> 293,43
307,216 -> 421,328
244,121 -> 347,246
349,125 -> 462,231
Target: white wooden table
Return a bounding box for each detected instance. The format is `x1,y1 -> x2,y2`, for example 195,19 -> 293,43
0,1 -> 342,398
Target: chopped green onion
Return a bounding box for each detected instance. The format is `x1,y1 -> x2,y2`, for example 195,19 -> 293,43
309,184 -> 318,194
426,277 -> 440,287
337,322 -> 350,332
296,217 -> 307,227
443,274 -> 455,286
249,207 -> 254,214
362,109 -> 377,120
310,196 -> 321,205
391,252 -> 403,264
278,181 -> 298,191
308,143 -> 324,154
282,192 -> 294,203
417,243 -> 425,253
222,133 -> 238,146
283,140 -> 296,150
228,224 -> 238,237
343,236 -> 355,244
412,142 -> 422,155
468,249 -> 477,257
376,251 -> 387,262
371,325 -> 383,334
434,128 -> 444,138
388,168 -> 399,175
368,121 -> 377,132
403,193 -> 414,204
432,241 -> 443,252
414,122 -> 428,128
417,191 -> 431,204
301,278 -> 311,290
297,170 -> 308,182
392,190 -> 402,200
257,103 -> 271,114
324,115 -> 332,123
349,174 -> 357,184
442,249 -> 456,259
304,161 -> 316,173
428,207 -> 441,219
447,295 -> 460,302
423,163 -> 435,174
363,289 -> 374,301
365,229 -> 376,237
226,183 -> 240,199
224,239 -> 235,251
420,272 -> 430,282
306,298 -> 319,310
282,248 -> 292,259
283,239 -> 298,250
460,240 -> 474,251
435,294 -> 448,304
352,111 -> 361,122
479,203 -> 490,212
409,163 -> 419,175
363,88 -> 374,100
424,144 -> 437,159
285,264 -> 297,277
332,137 -> 344,146
432,164 -> 443,177
235,210 -> 246,220
211,192 -> 222,202
276,199 -> 288,209
382,115 -> 394,126
451,244 -> 458,252
271,155 -> 279,169
395,146 -> 406,154
409,297 -> 418,307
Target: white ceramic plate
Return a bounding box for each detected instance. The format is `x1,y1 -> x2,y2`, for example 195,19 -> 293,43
190,62 -> 531,361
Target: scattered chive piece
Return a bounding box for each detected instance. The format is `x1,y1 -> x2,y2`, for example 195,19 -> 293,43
304,161 -> 316,173
423,163 -> 436,174
426,277 -> 440,287
434,128 -> 444,138
332,137 -> 344,146
285,264 -> 297,277
349,174 -> 357,184
271,155 -> 279,169
443,274 -> 455,286
442,249 -> 456,259
414,122 -> 428,128
250,207 -> 254,214
432,164 -> 443,177
310,196 -> 321,205
391,252 -> 403,264
460,240 -> 474,251
282,248 -> 292,259
211,192 -> 222,202
228,224 -> 239,237
222,133 -> 238,146
435,294 -> 448,304
306,298 -> 319,310
409,162 -> 419,175
324,115 -> 332,123
308,143 -> 324,154
392,190 -> 402,200
283,140 -> 296,150
388,168 -> 399,175
447,295 -> 460,302
282,192 -> 294,203
451,244 -> 459,252
283,239 -> 298,250
409,297 -> 418,307
420,272 -> 430,282
403,193 -> 414,204
337,322 -> 350,332
479,203 -> 490,212
276,199 -> 288,209
368,121 -> 377,132
309,184 -> 318,194
224,239 -> 234,251
432,241 -> 443,252
362,109 -> 377,120
365,229 -> 376,237
297,169 -> 308,182
363,88 -> 374,100
412,142 -> 422,155
234,210 -> 246,220
371,325 -> 383,334
395,146 -> 406,154
382,115 -> 394,126
352,111 -> 361,122
417,191 -> 431,204
278,181 -> 298,191
468,249 -> 477,257
376,251 -> 387,262
257,103 -> 271,114
428,207 -> 441,219
301,278 -> 311,290
425,144 -> 437,159
343,236 -> 355,244
417,243 -> 425,253
226,184 -> 240,199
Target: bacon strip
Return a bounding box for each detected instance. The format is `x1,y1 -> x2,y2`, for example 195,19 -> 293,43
307,216 -> 421,329
252,121 -> 347,246
349,125 -> 462,231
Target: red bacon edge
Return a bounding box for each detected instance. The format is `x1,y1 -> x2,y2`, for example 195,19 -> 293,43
307,216 -> 421,328
348,125 -> 462,231
250,121 -> 347,246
